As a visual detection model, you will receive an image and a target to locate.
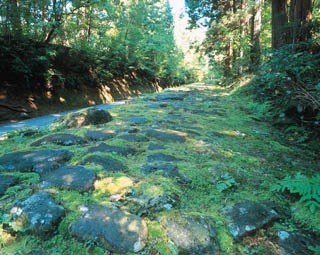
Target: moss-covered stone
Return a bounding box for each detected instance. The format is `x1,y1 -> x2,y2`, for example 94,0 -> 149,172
52,108 -> 112,128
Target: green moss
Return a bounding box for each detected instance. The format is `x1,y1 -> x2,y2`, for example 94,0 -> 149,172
11,172 -> 40,185
146,221 -> 173,254
293,203 -> 320,233
216,225 -> 235,254
134,175 -> 181,197
54,190 -> 98,211
5,186 -> 33,200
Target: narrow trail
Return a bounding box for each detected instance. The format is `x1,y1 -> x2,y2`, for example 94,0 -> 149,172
0,84 -> 318,254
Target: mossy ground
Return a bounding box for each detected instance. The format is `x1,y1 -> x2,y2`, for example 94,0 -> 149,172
0,82 -> 319,254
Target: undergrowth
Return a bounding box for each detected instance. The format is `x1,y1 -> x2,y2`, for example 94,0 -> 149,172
272,173 -> 320,213
247,41 -> 320,143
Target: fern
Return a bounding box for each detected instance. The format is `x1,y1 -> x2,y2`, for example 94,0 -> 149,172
216,173 -> 237,192
272,173 -> 320,212
309,245 -> 320,255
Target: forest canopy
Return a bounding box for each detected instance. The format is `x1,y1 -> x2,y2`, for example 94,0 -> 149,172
0,0 -> 193,93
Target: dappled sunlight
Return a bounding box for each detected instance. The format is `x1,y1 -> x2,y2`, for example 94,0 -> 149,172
45,91 -> 53,99
94,176 -> 134,195
218,149 -> 234,159
0,79 -> 318,254
189,138 -> 213,153
132,174 -> 178,198
0,227 -> 16,246
220,130 -> 247,137
0,134 -> 8,141
62,174 -> 75,185
59,97 -> 66,103
135,182 -> 165,197
87,100 -> 96,105
128,220 -> 141,232
112,78 -> 139,99
0,0 -> 317,254
27,95 -> 38,110
99,85 -> 114,103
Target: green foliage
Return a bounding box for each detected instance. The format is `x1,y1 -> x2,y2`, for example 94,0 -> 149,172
0,0 -> 191,94
245,100 -> 273,121
272,173 -> 320,213
0,214 -> 11,225
215,173 -> 237,192
284,125 -> 310,144
186,0 -> 266,79
309,245 -> 320,255
187,0 -> 320,139
249,41 -> 320,140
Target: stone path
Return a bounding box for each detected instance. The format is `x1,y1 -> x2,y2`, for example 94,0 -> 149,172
0,84 -> 318,254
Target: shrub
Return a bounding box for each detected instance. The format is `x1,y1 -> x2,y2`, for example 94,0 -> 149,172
250,42 -> 320,135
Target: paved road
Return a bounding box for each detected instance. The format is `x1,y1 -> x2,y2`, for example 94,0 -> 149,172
0,101 -> 127,136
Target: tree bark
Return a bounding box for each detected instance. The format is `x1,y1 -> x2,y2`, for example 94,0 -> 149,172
239,0 -> 248,60
289,0 -> 312,44
224,0 -> 235,76
238,0 -> 248,74
224,40 -> 234,76
86,1 -> 92,42
250,0 -> 262,70
272,0 -> 288,48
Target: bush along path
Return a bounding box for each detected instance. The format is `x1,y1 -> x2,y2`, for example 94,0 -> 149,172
0,83 -> 319,255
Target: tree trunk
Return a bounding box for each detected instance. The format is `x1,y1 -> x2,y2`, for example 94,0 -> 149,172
86,1 -> 92,42
24,2 -> 32,31
9,0 -> 22,38
224,40 -> 234,76
238,0 -> 248,74
42,1 -> 49,41
3,1 -> 10,37
272,0 -> 288,48
250,0 -> 262,70
224,0 -> 235,76
289,0 -> 312,44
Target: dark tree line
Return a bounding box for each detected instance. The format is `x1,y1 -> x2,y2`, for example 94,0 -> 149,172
0,0 -> 193,92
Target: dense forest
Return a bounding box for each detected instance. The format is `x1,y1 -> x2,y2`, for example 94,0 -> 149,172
186,0 -> 320,140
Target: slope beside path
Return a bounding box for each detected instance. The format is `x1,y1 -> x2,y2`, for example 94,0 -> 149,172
0,83 -> 318,254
